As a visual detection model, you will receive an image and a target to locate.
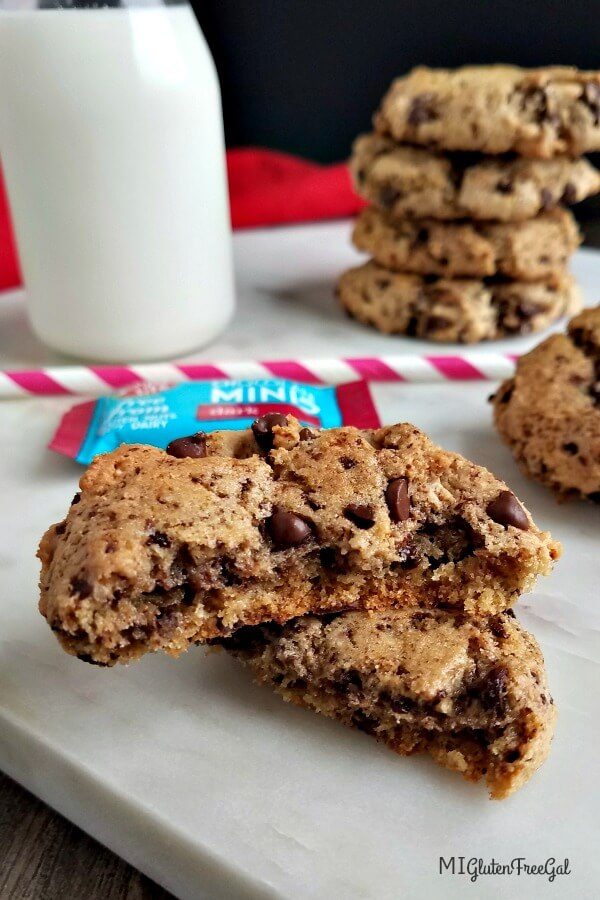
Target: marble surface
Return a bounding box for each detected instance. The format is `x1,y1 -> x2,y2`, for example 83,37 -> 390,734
2,220 -> 600,368
1,223 -> 599,899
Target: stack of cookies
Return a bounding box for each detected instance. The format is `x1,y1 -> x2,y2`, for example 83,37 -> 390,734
338,65 -> 600,343
39,414 -> 560,797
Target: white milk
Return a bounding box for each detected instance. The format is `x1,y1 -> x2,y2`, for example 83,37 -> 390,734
0,6 -> 235,361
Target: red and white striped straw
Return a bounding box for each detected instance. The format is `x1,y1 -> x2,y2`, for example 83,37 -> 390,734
0,353 -> 517,399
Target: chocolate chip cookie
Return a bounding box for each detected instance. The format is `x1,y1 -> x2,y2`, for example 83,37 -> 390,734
492,305 -> 600,501
374,65 -> 600,157
39,417 -> 559,665
219,608 -> 556,799
353,207 -> 580,281
351,133 -> 600,222
337,261 -> 581,343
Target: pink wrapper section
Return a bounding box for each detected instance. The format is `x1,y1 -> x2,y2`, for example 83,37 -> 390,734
337,380 -> 380,429
48,400 -> 96,459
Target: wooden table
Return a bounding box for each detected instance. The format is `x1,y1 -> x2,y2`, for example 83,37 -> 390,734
2,218 -> 599,900
0,773 -> 173,899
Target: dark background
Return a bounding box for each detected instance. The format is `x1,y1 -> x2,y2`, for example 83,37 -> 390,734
196,0 -> 600,162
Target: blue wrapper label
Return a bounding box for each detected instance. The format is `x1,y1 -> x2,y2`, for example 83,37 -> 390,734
51,378 -> 380,465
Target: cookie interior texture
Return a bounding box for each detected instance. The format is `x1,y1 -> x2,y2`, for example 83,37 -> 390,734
493,305 -> 600,500
38,419 -> 559,666
218,608 -> 556,799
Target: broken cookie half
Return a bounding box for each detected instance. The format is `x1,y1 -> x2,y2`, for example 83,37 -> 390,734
218,608 -> 556,799
38,417 -> 560,666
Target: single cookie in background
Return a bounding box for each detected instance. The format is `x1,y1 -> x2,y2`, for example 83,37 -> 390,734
374,65 -> 600,158
38,418 -> 560,666
352,207 -> 580,281
492,306 -> 600,502
337,261 -> 581,344
350,133 -> 600,222
218,608 -> 556,799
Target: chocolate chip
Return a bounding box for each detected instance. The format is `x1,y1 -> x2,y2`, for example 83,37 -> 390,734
337,668 -> 363,693
405,315 -> 419,337
480,665 -> 509,713
77,654 -> 108,667
588,491 -> 600,504
425,316 -> 452,332
251,413 -> 289,451
416,227 -> 429,243
219,557 -> 241,587
378,185 -> 400,209
486,491 -> 529,530
166,432 -> 207,459
540,187 -> 554,210
582,82 -> 600,125
344,504 -> 376,529
351,711 -> 378,735
489,615 -> 508,641
71,493 -> 81,505
496,178 -> 513,194
570,326 -> 588,350
70,576 -> 92,598
385,477 -> 410,522
148,530 -> 170,548
266,507 -> 311,548
390,695 -> 415,714
497,383 -> 514,405
504,748 -> 521,763
407,92 -> 438,126
563,441 -> 579,455
561,182 -> 578,205
55,522 -> 66,535
215,623 -> 276,654
299,427 -> 316,441
521,85 -> 550,123
504,608 -> 516,619
319,546 -> 338,569
179,584 -> 196,606
339,456 -> 356,469
169,544 -> 195,585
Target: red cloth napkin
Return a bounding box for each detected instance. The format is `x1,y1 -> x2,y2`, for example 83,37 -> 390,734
0,165 -> 21,291
0,149 -> 364,291
227,147 -> 364,229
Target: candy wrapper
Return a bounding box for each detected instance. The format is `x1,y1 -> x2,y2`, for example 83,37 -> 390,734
49,378 -> 380,465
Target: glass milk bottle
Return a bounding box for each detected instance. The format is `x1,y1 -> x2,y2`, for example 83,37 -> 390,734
0,1 -> 235,362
